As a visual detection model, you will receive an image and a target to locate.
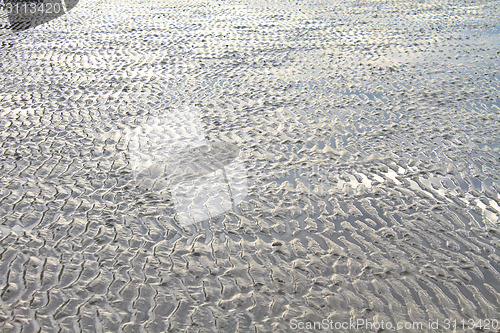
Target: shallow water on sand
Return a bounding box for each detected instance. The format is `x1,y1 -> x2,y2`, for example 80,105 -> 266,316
0,0 -> 499,332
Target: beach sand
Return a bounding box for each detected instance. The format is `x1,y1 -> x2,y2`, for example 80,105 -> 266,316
0,0 -> 499,331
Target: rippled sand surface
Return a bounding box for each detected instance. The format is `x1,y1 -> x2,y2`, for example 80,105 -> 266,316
1,0 -> 499,332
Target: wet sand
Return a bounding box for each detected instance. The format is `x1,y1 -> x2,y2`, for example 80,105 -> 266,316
0,0 -> 499,332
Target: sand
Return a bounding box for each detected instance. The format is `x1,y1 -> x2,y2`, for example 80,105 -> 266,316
0,0 -> 499,332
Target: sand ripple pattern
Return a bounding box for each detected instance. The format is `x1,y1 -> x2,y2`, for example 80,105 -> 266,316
0,0 -> 499,332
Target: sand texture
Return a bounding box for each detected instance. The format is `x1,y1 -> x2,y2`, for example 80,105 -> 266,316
0,0 -> 499,332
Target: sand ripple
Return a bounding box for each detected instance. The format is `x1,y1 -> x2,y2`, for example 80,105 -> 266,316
0,0 -> 499,332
